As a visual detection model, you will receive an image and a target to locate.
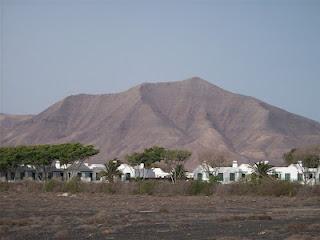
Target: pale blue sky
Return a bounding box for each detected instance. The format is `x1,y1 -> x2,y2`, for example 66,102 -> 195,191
1,0 -> 320,122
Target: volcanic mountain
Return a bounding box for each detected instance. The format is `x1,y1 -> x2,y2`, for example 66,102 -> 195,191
1,77 -> 320,168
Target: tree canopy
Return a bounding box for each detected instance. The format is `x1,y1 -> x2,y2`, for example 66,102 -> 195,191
283,145 -> 320,168
126,146 -> 192,183
0,143 -> 99,179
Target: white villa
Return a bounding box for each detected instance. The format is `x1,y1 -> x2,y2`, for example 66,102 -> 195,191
270,162 -> 320,185
193,161 -> 254,184
117,163 -> 170,181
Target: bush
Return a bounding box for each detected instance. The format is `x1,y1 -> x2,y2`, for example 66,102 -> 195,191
187,181 -> 215,196
224,179 -> 302,197
0,182 -> 9,192
43,179 -> 63,192
258,180 -> 301,197
137,181 -> 156,195
62,178 -> 83,193
0,179 -> 316,197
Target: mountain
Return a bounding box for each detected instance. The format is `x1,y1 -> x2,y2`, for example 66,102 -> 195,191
1,77 -> 320,168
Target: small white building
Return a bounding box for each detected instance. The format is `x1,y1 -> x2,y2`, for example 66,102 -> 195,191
118,163 -> 136,181
152,167 -> 170,179
117,163 -> 170,181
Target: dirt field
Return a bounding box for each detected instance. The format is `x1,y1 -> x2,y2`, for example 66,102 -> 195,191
0,193 -> 319,240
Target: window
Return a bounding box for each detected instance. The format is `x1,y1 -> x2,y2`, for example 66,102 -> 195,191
20,172 -> 25,180
125,173 -> 131,181
10,172 -> 15,180
285,173 -> 290,181
218,173 -> 224,182
297,173 -> 303,182
96,174 -> 100,181
308,173 -> 313,179
241,173 -> 246,178
84,172 -> 92,178
197,173 -> 203,181
230,173 -> 235,181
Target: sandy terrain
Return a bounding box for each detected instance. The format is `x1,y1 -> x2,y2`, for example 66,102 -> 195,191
0,193 -> 319,240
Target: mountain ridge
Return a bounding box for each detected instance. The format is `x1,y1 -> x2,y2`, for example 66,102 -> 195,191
1,77 -> 320,168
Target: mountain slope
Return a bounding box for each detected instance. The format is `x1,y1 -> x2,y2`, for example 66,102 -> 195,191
1,77 -> 320,167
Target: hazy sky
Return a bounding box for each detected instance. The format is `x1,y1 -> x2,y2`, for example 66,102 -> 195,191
1,0 -> 320,122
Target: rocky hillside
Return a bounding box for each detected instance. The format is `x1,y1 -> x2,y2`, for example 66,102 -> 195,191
2,77 -> 320,168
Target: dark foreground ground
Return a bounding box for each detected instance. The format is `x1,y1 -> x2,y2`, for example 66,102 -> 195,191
0,193 -> 319,240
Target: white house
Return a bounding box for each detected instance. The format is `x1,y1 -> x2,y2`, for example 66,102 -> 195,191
270,163 -> 319,185
193,161 -> 253,184
152,167 -> 170,179
118,163 -> 136,181
117,163 -> 170,181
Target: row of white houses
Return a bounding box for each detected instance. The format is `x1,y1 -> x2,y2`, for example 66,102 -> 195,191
1,160 -> 319,185
193,161 -> 320,185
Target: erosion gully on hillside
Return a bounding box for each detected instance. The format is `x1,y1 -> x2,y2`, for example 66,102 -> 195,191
0,193 -> 319,240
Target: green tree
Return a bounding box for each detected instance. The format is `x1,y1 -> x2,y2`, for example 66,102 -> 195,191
161,149 -> 191,183
173,164 -> 186,181
126,146 -> 167,179
0,143 -> 99,181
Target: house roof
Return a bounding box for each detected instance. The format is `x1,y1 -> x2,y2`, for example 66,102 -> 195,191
67,163 -> 92,172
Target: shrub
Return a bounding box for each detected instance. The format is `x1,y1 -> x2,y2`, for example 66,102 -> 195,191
0,182 -> 9,192
137,181 -> 156,195
43,179 -> 62,192
62,177 -> 83,193
187,181 -> 215,196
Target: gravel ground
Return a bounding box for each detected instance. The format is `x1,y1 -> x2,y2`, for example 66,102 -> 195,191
0,193 -> 319,240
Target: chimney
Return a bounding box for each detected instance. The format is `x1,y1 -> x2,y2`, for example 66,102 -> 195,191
55,160 -> 61,169
232,161 -> 238,168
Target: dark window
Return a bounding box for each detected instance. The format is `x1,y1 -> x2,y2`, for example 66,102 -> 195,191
230,173 -> 235,181
77,173 -> 82,178
32,172 -> 36,180
10,172 -> 15,180
125,173 -> 131,181
309,173 -> 313,179
84,172 -> 92,179
197,173 -> 203,180
218,173 -> 224,181
20,172 -> 25,180
285,173 -> 290,181
297,173 -> 303,182
241,173 -> 246,178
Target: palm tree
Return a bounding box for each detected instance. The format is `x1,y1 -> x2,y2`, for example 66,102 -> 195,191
99,159 -> 121,182
252,161 -> 273,179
